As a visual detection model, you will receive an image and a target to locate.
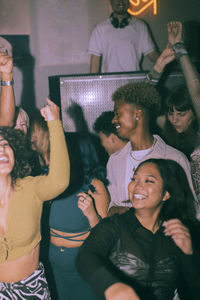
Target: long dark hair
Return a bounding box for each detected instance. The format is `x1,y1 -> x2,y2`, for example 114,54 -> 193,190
60,133 -> 108,196
163,85 -> 199,158
136,159 -> 197,226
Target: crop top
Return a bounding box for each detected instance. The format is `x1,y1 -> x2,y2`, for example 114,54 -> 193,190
49,183 -> 91,240
0,120 -> 70,263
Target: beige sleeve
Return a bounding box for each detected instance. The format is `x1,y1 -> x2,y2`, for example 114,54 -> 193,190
34,120 -> 70,201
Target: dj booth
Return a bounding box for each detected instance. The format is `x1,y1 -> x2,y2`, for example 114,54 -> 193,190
48,71 -> 184,133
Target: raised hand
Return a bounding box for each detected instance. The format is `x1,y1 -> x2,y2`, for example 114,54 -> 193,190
77,192 -> 98,223
167,21 -> 183,46
154,47 -> 175,73
0,52 -> 13,79
163,219 -> 193,255
40,98 -> 60,122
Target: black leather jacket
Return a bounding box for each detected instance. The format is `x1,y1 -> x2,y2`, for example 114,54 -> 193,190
76,209 -> 200,300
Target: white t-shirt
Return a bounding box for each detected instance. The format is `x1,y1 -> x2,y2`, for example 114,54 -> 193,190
88,17 -> 156,73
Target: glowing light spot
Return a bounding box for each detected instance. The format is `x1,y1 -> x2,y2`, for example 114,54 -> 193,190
128,0 -> 157,16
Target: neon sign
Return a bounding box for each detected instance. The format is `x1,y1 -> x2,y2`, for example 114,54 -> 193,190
128,0 -> 158,16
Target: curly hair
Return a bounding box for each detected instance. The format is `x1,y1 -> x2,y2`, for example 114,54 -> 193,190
112,82 -> 161,118
0,127 -> 31,184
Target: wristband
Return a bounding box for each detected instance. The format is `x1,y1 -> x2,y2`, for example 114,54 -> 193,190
146,72 -> 159,85
1,79 -> 14,86
172,41 -> 188,59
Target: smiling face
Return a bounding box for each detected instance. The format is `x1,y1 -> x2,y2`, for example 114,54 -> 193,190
110,0 -> 129,15
0,137 -> 14,176
167,107 -> 194,133
128,162 -> 170,213
112,100 -> 139,139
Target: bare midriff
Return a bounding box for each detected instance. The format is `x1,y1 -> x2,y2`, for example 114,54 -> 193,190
50,227 -> 90,248
0,244 -> 39,283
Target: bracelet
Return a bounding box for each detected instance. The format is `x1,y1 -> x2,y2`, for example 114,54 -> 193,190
146,72 -> 159,85
172,41 -> 188,59
1,79 -> 14,86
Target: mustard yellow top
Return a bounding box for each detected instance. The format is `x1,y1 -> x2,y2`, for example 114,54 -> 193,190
0,120 -> 70,262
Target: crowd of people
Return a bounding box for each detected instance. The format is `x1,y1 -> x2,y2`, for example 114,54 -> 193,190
0,0 -> 200,299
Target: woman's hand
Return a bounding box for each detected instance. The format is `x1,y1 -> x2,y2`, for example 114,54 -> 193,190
0,52 -> 13,80
163,219 -> 193,255
105,283 -> 140,300
154,47 -> 175,73
167,21 -> 182,46
40,98 -> 60,122
77,192 -> 99,226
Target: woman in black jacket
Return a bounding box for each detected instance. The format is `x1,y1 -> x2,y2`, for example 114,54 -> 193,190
76,158 -> 200,300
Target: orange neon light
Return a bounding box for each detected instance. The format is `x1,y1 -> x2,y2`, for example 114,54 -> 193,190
128,0 -> 157,16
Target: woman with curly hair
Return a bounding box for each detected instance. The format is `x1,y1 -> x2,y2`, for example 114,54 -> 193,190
0,98 -> 70,299
0,127 -> 31,181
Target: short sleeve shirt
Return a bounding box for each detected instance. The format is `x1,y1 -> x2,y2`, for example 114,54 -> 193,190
88,17 -> 156,72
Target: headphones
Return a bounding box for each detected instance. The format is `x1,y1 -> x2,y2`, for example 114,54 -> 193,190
110,12 -> 131,29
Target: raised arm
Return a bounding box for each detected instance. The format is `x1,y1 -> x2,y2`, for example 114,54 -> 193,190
168,21 -> 200,120
0,52 -> 15,126
145,47 -> 175,85
35,98 -> 70,200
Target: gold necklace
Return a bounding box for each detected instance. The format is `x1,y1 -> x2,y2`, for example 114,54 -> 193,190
129,138 -> 157,172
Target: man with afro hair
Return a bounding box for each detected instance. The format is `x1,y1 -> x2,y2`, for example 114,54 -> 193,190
107,81 -> 196,215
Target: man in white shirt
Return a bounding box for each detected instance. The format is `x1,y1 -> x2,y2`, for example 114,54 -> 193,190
89,0 -> 160,73
107,81 -> 197,216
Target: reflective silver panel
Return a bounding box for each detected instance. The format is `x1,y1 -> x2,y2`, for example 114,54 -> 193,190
58,72 -> 184,132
